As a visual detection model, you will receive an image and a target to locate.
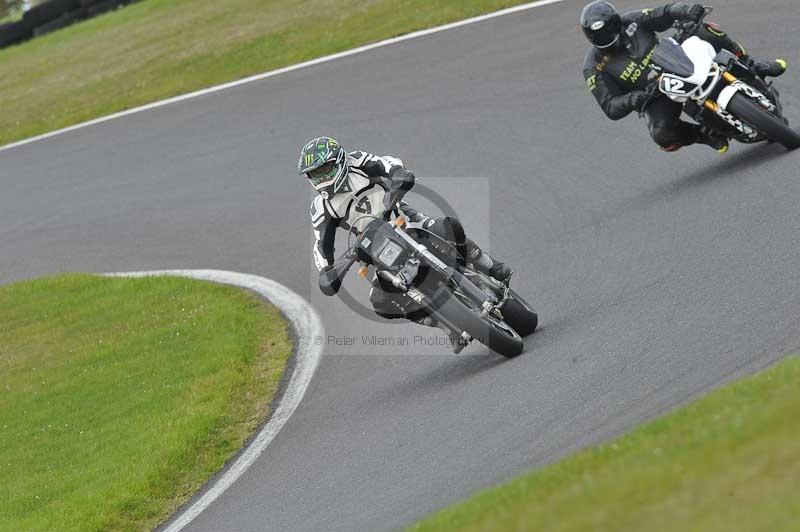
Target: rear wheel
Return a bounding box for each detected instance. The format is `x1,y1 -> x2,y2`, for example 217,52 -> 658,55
727,92 -> 800,150
433,290 -> 524,358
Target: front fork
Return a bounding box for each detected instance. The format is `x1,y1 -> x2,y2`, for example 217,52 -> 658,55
700,71 -> 778,139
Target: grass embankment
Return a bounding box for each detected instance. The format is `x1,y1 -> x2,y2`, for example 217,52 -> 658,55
411,357 -> 800,532
0,0 -> 534,146
0,274 -> 292,532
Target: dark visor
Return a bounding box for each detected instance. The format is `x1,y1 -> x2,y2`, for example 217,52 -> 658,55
307,161 -> 339,186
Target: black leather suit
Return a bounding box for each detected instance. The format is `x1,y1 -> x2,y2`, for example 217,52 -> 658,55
582,4 -> 746,150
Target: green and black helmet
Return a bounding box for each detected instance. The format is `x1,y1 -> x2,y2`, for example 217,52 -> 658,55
298,136 -> 348,196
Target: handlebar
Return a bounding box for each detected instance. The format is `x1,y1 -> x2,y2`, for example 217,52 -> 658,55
325,173 -> 417,294
328,190 -> 404,294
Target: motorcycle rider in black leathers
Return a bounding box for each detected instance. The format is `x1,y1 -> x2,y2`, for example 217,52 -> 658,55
299,136 -> 511,353
581,1 -> 787,153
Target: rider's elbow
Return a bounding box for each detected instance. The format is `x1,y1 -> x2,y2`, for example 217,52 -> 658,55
604,105 -> 630,121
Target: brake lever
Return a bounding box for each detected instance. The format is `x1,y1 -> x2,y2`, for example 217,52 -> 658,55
383,202 -> 403,222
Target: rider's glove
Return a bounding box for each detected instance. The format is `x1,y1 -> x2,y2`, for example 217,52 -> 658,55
319,265 -> 342,296
684,3 -> 706,22
627,91 -> 649,113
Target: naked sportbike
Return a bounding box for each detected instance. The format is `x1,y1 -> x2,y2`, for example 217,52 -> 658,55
319,189 -> 538,358
642,7 -> 800,150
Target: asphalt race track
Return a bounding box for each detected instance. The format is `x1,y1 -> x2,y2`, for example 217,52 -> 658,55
2,1 -> 799,530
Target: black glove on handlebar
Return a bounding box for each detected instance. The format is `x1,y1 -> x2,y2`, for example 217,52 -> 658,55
319,265 -> 342,296
627,91 -> 649,113
668,2 -> 705,22
685,3 -> 706,22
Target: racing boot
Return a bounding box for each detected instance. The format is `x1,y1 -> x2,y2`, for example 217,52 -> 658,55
698,126 -> 730,154
466,240 -> 513,285
744,56 -> 788,79
413,315 -> 469,354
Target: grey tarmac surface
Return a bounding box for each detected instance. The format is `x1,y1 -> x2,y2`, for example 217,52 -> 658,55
2,1 -> 799,530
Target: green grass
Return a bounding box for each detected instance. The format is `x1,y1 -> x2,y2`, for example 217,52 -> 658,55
0,0 -> 534,146
410,356 -> 800,532
0,274 -> 292,532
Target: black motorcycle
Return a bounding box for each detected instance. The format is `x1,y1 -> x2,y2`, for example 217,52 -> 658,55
320,188 -> 538,358
641,7 -> 800,150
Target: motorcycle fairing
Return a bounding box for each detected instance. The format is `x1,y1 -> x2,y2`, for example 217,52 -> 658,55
653,36 -> 718,102
680,36 -> 717,86
652,37 -> 695,78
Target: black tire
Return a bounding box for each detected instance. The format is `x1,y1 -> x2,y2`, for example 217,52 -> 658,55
69,7 -> 91,21
727,92 -> 800,150
87,0 -> 128,17
23,0 -> 79,28
502,290 -> 538,337
0,21 -> 32,48
433,290 -> 524,358
33,13 -> 74,37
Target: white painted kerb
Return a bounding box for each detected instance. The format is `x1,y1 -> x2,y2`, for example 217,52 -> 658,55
106,270 -> 324,532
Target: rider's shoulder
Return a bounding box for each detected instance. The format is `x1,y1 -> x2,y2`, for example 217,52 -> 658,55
620,9 -> 644,25
583,48 -> 609,73
309,194 -> 330,225
348,150 -> 370,166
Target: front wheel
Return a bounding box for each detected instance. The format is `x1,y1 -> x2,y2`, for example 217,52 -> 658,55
432,290 -> 524,358
501,289 -> 538,337
727,92 -> 800,150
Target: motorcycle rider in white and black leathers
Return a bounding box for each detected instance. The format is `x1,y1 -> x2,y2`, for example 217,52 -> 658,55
581,1 -> 788,153
299,137 -> 511,352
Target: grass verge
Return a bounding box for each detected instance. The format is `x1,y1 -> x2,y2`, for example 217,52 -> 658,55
0,0 -> 535,147
0,274 -> 292,532
410,356 -> 800,532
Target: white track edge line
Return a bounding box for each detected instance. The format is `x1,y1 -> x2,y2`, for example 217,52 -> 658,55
105,269 -> 324,532
0,0 -> 569,154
